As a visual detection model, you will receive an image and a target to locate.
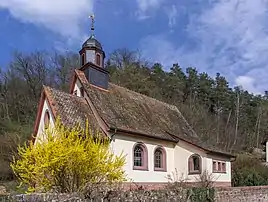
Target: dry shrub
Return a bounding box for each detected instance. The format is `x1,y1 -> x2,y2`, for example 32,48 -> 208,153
0,133 -> 20,181
232,153 -> 268,186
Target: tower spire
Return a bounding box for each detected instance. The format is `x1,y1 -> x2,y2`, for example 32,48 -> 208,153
89,14 -> 95,38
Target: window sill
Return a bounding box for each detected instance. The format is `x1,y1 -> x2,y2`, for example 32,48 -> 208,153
133,166 -> 148,171
188,171 -> 201,175
154,168 -> 167,172
213,171 -> 227,174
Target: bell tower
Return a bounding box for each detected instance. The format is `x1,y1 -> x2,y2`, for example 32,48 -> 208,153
79,14 -> 109,90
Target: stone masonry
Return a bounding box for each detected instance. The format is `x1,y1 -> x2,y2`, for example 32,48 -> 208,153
2,186 -> 268,202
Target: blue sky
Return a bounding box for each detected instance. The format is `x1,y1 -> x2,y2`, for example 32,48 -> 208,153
0,0 -> 268,94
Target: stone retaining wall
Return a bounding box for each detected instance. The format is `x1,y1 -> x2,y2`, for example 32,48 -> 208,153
216,186 -> 268,202
2,186 -> 268,201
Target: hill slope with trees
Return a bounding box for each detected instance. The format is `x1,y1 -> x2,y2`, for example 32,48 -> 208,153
1,48 -> 268,181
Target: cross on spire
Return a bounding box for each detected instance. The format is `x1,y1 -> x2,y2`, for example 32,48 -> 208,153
89,14 -> 95,38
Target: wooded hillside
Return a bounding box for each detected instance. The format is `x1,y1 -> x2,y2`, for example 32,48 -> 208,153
0,49 -> 267,179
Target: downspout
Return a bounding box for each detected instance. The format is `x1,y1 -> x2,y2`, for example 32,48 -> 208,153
266,140 -> 268,163
110,127 -> 117,142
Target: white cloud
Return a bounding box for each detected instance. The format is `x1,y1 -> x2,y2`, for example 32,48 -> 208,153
166,5 -> 178,28
135,1 -> 179,30
0,0 -> 94,39
140,0 -> 268,94
136,0 -> 163,12
135,0 -> 164,20
235,76 -> 259,94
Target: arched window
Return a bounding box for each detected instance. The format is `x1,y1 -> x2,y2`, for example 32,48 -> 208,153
133,143 -> 148,170
154,146 -> 167,171
80,87 -> 84,97
96,54 -> 101,66
188,154 -> 201,174
81,53 -> 86,66
44,110 -> 50,129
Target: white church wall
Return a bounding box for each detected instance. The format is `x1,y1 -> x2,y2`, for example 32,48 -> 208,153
73,79 -> 83,97
111,134 -> 232,184
110,134 -> 175,183
35,98 -> 55,145
174,140 -> 207,182
206,154 -> 232,183
174,141 -> 231,183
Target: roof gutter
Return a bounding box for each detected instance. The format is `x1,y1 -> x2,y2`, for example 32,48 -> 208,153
207,151 -> 236,160
170,132 -> 236,159
108,127 -> 178,143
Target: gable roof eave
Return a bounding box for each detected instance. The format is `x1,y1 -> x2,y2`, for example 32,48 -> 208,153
32,85 -> 58,144
32,88 -> 46,141
69,70 -> 78,94
178,137 -> 235,159
206,150 -> 236,160
108,127 -> 179,143
83,95 -> 111,138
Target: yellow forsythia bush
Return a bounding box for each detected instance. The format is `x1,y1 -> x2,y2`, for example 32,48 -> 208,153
11,119 -> 126,193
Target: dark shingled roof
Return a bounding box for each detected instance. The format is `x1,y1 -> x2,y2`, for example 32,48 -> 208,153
73,70 -> 234,157
82,36 -> 102,50
38,70 -> 233,158
86,83 -> 197,142
44,86 -> 102,135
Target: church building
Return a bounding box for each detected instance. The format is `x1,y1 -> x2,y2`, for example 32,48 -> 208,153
33,17 -> 235,189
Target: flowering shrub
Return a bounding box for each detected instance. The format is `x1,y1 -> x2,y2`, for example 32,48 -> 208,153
11,119 -> 126,193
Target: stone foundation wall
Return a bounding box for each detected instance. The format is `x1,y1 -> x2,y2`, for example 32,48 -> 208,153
216,186 -> 268,202
2,186 -> 268,201
123,181 -> 231,190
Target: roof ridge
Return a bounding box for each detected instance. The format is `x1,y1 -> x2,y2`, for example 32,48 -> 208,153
44,85 -> 87,102
172,106 -> 199,138
74,69 -> 183,114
